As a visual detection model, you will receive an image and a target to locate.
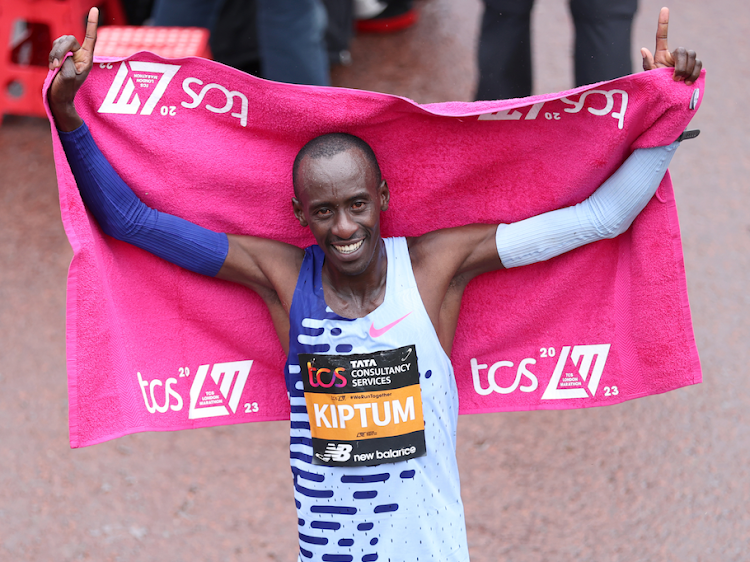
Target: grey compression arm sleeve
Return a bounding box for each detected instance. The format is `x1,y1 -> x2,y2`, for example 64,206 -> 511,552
495,143 -> 678,268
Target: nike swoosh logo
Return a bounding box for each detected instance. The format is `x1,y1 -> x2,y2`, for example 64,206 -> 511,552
369,312 -> 412,338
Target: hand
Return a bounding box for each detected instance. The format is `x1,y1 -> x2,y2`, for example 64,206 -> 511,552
48,7 -> 99,131
641,7 -> 702,85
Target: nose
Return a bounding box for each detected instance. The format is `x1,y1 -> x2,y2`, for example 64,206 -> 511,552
331,209 -> 358,240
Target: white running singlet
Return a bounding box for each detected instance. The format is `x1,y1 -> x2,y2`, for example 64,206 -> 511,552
285,237 -> 469,562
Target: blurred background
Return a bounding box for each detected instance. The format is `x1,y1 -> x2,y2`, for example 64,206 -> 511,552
1,0 -> 747,560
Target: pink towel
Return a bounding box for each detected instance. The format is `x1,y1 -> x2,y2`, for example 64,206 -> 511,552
45,54 -> 704,448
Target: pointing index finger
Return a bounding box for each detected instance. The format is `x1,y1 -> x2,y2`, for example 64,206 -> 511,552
81,7 -> 99,56
655,7 -> 670,57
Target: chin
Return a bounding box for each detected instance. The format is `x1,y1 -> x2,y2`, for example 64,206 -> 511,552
329,253 -> 370,277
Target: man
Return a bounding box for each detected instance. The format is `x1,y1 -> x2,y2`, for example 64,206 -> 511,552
49,8 -> 700,561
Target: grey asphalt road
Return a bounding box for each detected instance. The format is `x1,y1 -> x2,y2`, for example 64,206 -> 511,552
1,0 -> 747,560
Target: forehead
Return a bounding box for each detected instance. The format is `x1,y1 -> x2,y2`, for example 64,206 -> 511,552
296,147 -> 378,201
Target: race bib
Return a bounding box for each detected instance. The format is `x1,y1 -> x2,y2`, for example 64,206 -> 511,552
299,345 -> 426,466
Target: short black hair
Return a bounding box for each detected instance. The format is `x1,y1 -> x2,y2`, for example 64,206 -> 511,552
293,133 -> 382,195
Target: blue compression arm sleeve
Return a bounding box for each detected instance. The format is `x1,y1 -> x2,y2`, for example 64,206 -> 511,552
58,122 -> 229,276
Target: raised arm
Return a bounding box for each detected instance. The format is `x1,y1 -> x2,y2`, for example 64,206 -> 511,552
415,140 -> 681,279
493,141 -> 680,268
48,9 -> 303,330
412,138 -> 688,354
415,8 -> 702,352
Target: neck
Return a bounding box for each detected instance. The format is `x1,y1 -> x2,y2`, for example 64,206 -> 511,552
322,239 -> 388,318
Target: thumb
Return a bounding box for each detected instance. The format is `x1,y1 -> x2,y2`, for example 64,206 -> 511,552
73,51 -> 91,74
641,48 -> 655,71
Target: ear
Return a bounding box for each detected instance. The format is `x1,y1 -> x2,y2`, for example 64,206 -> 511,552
292,197 -> 308,227
379,180 -> 390,211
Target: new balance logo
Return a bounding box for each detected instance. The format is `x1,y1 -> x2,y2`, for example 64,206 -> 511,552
98,61 -> 181,115
315,443 -> 353,463
188,360 -> 253,419
541,344 -> 610,400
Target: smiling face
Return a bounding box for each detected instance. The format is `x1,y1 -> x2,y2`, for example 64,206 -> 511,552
292,146 -> 389,277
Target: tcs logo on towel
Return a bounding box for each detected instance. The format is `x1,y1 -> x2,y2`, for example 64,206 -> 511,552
477,90 -> 628,130
97,61 -> 249,127
471,344 -> 611,399
136,360 -> 256,419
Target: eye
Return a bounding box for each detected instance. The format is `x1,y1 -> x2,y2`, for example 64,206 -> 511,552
352,201 -> 366,211
315,208 -> 332,218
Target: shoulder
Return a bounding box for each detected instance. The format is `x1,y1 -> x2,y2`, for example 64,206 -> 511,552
407,224 -> 499,276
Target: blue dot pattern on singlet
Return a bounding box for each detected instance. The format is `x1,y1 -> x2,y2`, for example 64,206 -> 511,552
285,239 -> 470,562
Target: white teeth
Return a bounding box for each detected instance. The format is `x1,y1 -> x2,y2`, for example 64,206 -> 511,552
334,240 -> 364,254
